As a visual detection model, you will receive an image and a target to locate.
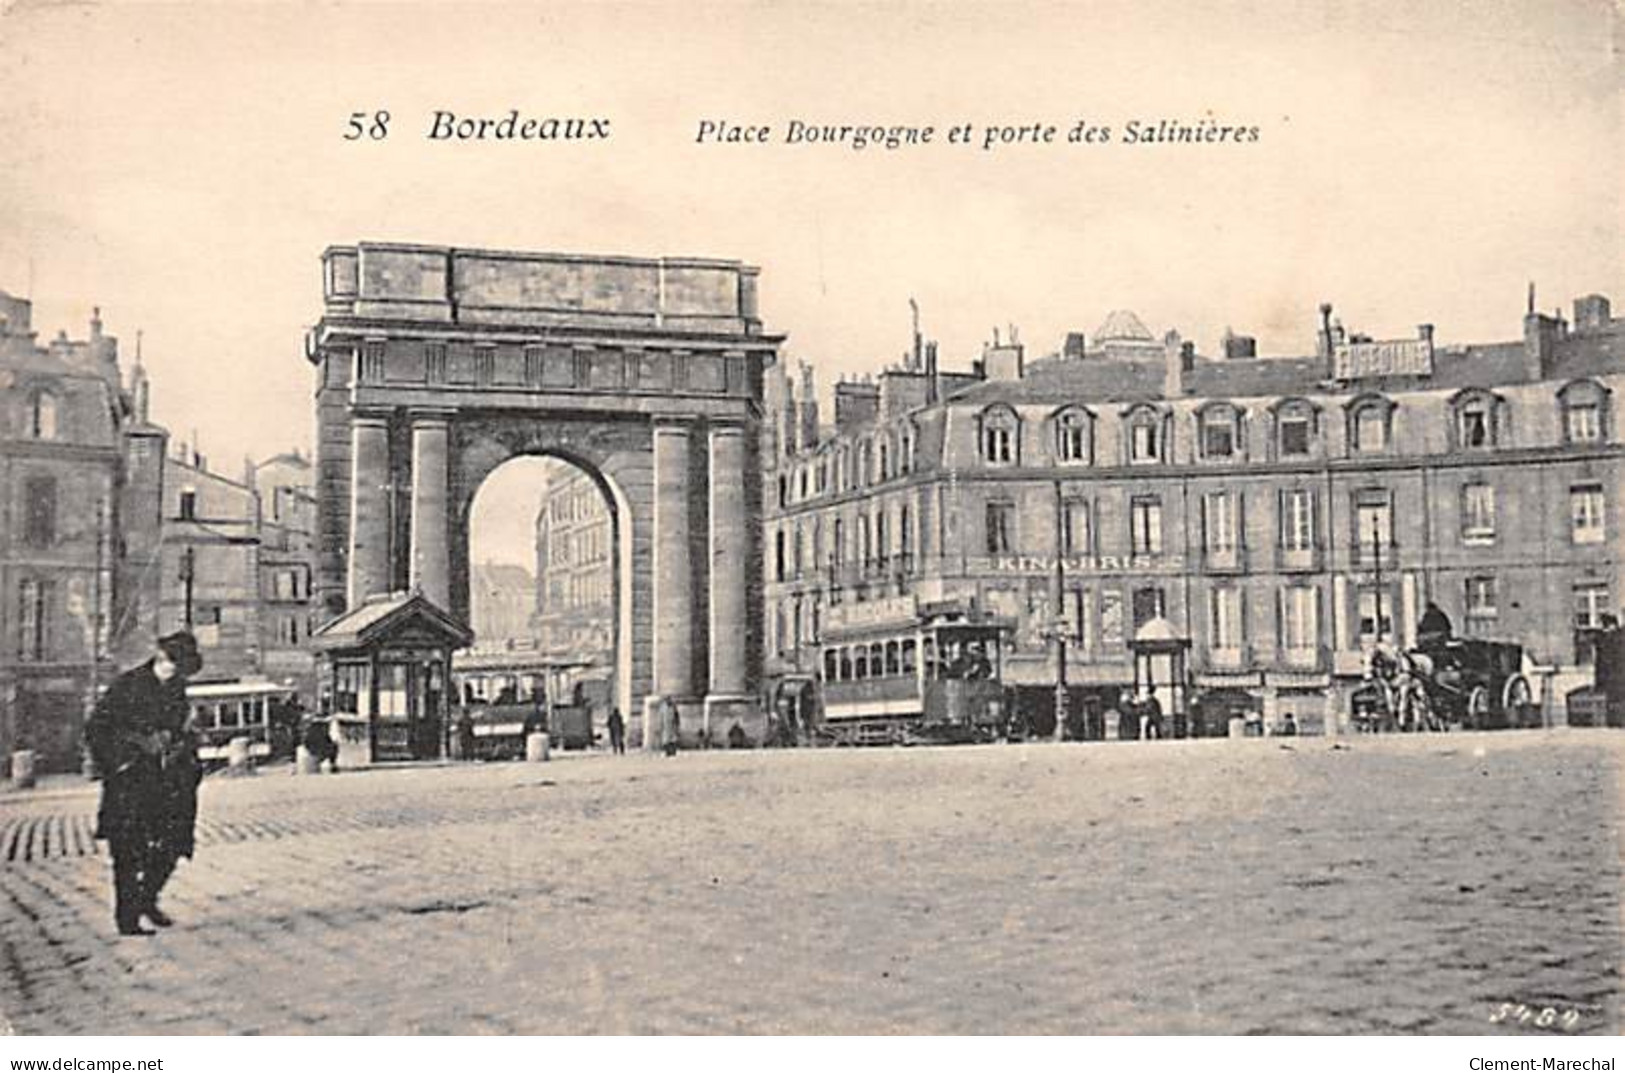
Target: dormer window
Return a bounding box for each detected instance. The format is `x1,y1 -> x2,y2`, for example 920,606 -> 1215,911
29,390 -> 57,440
1125,406 -> 1164,464
899,426 -> 915,474
1346,395 -> 1395,454
1273,398 -> 1319,458
1450,389 -> 1506,450
1558,380 -> 1610,445
1197,403 -> 1243,461
1053,407 -> 1094,464
979,406 -> 1019,465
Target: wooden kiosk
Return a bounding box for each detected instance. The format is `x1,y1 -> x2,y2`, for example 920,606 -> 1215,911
311,591 -> 474,765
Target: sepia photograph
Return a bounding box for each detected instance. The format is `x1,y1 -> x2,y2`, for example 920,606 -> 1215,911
0,0 -> 1621,1052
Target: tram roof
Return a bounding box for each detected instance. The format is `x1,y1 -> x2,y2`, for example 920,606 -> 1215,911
186,679 -> 297,699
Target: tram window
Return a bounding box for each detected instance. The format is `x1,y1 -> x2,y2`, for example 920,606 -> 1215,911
901,639 -> 916,674
839,647 -> 852,680
922,637 -> 937,679
854,646 -> 869,679
221,702 -> 240,729
870,642 -> 885,676
823,649 -> 838,681
192,704 -> 211,729
885,640 -> 900,675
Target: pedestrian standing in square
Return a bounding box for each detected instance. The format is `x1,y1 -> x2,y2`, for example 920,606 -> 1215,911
85,632 -> 204,937
606,706 -> 625,754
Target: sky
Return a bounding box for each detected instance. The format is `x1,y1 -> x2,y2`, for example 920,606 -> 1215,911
2,0 -> 1620,550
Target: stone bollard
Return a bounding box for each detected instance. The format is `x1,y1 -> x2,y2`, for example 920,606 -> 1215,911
294,745 -> 320,775
1227,716 -> 1247,739
10,750 -> 36,790
227,736 -> 252,773
526,732 -> 550,763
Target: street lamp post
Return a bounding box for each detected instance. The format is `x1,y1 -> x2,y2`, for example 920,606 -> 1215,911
1370,512 -> 1384,646
1053,480 -> 1068,743
180,545 -> 196,629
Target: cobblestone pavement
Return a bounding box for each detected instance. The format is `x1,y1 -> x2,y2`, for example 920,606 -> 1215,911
0,731 -> 1619,1035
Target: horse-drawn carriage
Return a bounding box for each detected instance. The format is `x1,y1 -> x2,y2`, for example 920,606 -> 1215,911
1351,611 -> 1535,732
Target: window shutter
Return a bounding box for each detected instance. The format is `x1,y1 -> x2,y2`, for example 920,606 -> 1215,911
1238,491 -> 1247,550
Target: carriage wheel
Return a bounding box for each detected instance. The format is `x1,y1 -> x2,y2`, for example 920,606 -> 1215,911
1502,674 -> 1534,728
1466,686 -> 1490,731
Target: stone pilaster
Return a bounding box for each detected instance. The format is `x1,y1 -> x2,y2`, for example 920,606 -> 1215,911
409,412 -> 452,609
347,413 -> 391,609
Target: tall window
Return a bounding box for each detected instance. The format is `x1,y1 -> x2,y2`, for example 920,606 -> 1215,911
1452,391 -> 1503,450
1465,575 -> 1498,634
1461,482 -> 1497,544
179,487 -> 198,521
1130,497 -> 1163,555
30,391 -> 58,440
1055,408 -> 1092,463
875,510 -> 890,567
1559,381 -> 1608,445
985,501 -> 1015,555
1199,405 -> 1241,460
1357,588 -> 1393,646
1280,489 -> 1315,551
793,524 -> 805,578
1348,397 -> 1393,454
1131,586 -> 1165,629
1281,586 -> 1319,653
1061,499 -> 1092,556
16,578 -> 51,662
22,476 -> 56,548
1571,484 -> 1605,544
1202,491 -> 1237,552
980,407 -> 1018,465
898,506 -> 912,571
1275,400 -> 1316,458
1354,491 -> 1393,554
1574,582 -> 1610,630
832,518 -> 845,567
1209,586 -> 1242,650
775,529 -> 787,582
1127,409 -> 1162,463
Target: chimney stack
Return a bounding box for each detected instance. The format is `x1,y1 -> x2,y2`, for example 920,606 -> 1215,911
1523,309 -> 1563,380
1573,294 -> 1612,333
1163,330 -> 1186,397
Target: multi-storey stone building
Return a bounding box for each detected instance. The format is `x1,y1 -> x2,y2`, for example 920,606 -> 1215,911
533,464 -> 614,667
159,446 -> 263,683
763,291 -> 1623,736
251,450 -> 318,698
0,295 -> 165,772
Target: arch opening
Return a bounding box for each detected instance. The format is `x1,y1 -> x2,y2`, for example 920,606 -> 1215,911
461,452 -> 634,753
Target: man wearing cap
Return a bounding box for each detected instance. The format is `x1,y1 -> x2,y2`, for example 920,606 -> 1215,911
85,632 -> 204,937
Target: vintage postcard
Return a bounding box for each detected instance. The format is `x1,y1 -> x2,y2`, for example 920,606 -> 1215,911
0,0 -> 1620,1051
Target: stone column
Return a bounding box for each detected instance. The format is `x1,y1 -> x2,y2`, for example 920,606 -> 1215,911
646,419 -> 694,747
409,412 -> 452,609
347,413 -> 391,609
705,421 -> 760,743
708,422 -> 748,696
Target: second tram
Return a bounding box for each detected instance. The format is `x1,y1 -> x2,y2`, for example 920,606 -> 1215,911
817,608 -> 1012,746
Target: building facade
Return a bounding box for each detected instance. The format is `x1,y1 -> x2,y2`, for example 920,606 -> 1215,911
532,464 -> 614,667
0,295 -> 165,772
763,291 -> 1624,735
251,450 -> 318,698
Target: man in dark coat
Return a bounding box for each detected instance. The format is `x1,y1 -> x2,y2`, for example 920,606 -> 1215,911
85,632 -> 203,936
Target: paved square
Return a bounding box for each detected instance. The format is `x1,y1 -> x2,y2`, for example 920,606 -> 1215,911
1,732 -> 1619,1034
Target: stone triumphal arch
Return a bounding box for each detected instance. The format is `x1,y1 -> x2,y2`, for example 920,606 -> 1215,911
308,242 -> 780,744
